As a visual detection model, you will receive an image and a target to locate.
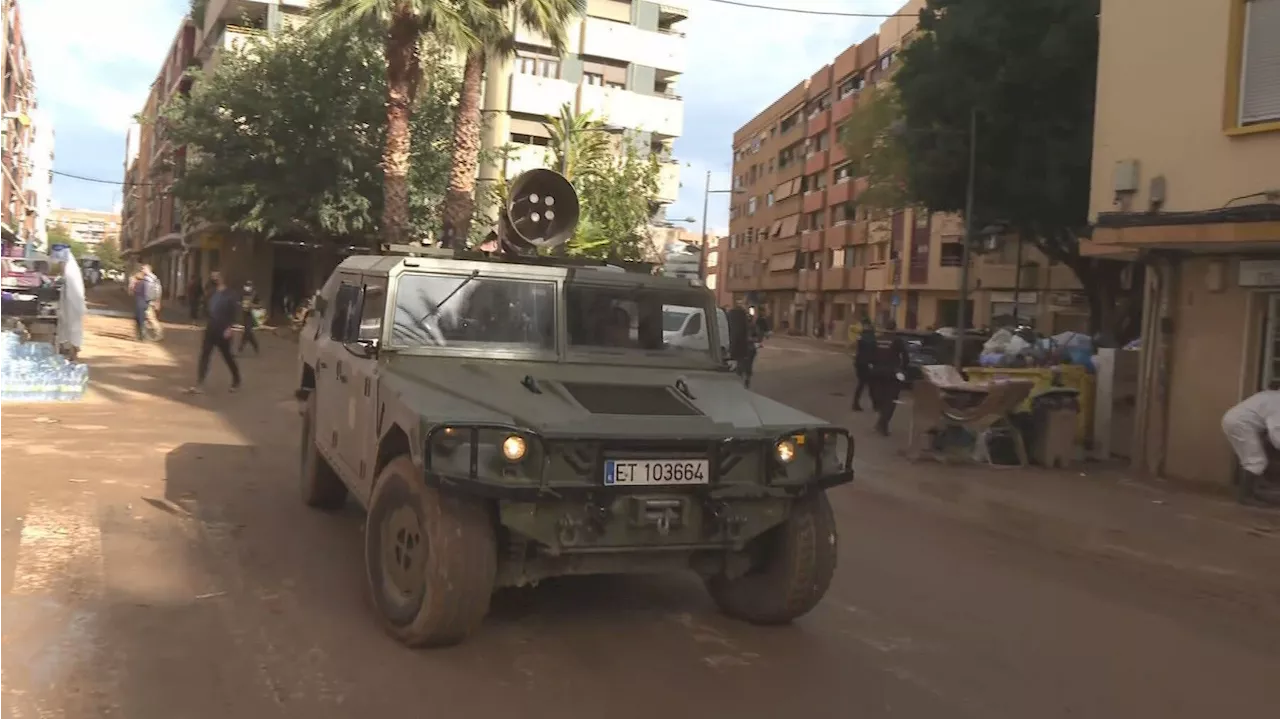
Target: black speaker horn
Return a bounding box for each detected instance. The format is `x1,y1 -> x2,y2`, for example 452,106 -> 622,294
499,168 -> 581,255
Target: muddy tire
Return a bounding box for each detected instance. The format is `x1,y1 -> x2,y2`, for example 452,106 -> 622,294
365,455 -> 497,648
300,393 -> 347,510
706,491 -> 838,625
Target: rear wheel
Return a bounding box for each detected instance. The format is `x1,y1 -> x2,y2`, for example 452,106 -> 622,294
365,456 -> 497,647
300,393 -> 347,510
706,491 -> 838,625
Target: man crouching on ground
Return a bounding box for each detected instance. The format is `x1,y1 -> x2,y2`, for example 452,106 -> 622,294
1221,386 -> 1280,507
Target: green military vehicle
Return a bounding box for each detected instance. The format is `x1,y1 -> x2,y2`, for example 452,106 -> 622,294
295,170 -> 854,647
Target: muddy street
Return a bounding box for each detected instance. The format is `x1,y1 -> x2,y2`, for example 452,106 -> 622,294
3,313 -> 1279,719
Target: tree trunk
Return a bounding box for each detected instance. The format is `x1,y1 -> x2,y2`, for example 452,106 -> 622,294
440,49 -> 486,249
380,7 -> 422,251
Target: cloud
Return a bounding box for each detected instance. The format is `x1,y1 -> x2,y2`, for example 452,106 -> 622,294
668,0 -> 903,232
21,0 -> 189,210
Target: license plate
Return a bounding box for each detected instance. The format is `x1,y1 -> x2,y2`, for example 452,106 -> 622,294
603,459 -> 709,486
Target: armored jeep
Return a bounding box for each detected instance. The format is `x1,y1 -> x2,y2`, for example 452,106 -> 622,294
295,170 -> 854,648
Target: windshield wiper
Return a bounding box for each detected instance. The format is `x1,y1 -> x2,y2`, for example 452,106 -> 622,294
413,269 -> 480,334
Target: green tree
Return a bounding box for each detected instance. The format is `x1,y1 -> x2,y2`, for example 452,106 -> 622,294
46,223 -> 88,260
162,24 -> 460,247
846,0 -> 1135,336
437,0 -> 584,248
544,108 -> 661,261
308,0 -> 481,248
839,85 -> 910,210
95,237 -> 125,273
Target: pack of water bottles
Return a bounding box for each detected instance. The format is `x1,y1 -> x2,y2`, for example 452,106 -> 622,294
0,331 -> 90,403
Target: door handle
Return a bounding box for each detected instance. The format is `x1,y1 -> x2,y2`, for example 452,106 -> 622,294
317,360 -> 328,369
336,360 -> 348,383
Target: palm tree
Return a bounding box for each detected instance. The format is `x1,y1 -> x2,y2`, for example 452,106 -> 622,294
544,102 -> 610,182
309,0 -> 485,248
438,0 -> 584,248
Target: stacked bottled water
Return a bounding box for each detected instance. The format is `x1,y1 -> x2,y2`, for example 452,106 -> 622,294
0,331 -> 90,403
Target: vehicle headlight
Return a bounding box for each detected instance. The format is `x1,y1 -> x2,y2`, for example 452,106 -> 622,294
774,438 -> 797,463
501,434 -> 527,462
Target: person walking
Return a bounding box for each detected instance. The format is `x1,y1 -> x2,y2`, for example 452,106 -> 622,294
128,264 -> 162,341
186,272 -> 241,394
851,321 -> 877,412
238,280 -> 261,355
726,306 -> 759,388
868,320 -> 910,437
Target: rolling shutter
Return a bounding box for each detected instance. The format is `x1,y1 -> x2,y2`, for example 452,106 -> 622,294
1241,0 -> 1280,124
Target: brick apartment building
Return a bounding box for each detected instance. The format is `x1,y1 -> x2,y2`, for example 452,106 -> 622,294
122,0 -> 318,309
721,0 -> 1085,342
2,0 -> 37,252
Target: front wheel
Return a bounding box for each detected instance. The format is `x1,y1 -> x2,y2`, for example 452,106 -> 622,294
706,491 -> 838,625
365,456 -> 497,647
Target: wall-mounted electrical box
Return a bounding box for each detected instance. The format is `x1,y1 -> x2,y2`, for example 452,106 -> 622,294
1113,159 -> 1140,194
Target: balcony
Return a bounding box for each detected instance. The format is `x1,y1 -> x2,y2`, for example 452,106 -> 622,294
206,24 -> 267,67
799,269 -> 821,292
868,217 -> 892,244
510,73 -> 579,119
828,180 -> 851,205
845,268 -> 866,291
864,262 -> 892,291
657,160 -> 681,203
802,189 -> 825,214
579,83 -> 683,137
762,271 -> 799,290
802,230 -> 824,252
806,108 -> 830,134
821,267 -> 847,290
581,17 -> 686,74
804,150 -> 827,176
825,224 -> 850,249
832,93 -> 856,123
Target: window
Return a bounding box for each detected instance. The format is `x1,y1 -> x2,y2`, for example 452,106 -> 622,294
804,209 -> 825,231
390,273 -> 556,351
879,52 -> 894,71
766,191 -> 775,206
584,72 -> 604,86
834,163 -> 854,182
748,196 -> 758,215
330,281 -> 362,341
517,55 -> 560,78
358,283 -> 387,342
780,110 -> 801,134
606,81 -> 625,90
844,246 -> 857,267
831,202 -> 856,224
838,74 -> 864,100
940,241 -> 965,267
567,284 -> 717,361
1237,0 -> 1280,126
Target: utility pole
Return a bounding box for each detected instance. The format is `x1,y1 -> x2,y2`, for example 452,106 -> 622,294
954,107 -> 977,369
698,170 -> 710,280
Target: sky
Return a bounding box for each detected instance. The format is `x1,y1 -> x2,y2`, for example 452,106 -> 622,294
21,0 -> 903,234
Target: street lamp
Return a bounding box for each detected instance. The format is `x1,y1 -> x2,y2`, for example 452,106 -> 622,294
699,171 -> 744,280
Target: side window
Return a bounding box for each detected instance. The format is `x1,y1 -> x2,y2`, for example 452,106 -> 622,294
329,282 -> 361,341
684,312 -> 703,336
358,283 -> 386,342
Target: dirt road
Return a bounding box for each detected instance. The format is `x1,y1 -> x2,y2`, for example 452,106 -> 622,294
3,314 -> 1279,718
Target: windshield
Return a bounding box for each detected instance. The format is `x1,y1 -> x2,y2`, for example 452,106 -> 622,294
566,283 -> 717,362
390,272 -> 556,352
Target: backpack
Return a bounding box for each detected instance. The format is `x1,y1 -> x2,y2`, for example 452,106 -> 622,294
145,276 -> 162,302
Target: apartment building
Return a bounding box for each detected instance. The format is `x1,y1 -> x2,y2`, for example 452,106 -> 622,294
488,0 -> 686,213
1,0 -> 42,254
121,0 -> 311,302
1083,0 -> 1280,489
723,0 -> 1083,341
49,208 -> 120,248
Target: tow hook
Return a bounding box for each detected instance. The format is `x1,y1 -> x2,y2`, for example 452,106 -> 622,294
631,497 -> 684,536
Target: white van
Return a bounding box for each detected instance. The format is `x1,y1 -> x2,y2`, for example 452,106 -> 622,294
662,305 -> 730,356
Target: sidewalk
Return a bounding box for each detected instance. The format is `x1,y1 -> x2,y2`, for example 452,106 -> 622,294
753,340 -> 1280,604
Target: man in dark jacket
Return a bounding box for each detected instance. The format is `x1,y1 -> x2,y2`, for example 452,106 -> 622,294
868,320 -> 910,436
186,272 -> 242,394
852,322 -> 876,411
726,306 -> 759,388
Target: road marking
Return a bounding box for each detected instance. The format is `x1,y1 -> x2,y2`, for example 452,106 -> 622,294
11,496 -> 104,596
4,496 -> 107,719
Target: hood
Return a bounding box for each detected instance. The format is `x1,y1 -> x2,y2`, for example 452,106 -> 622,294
380,354 -> 823,440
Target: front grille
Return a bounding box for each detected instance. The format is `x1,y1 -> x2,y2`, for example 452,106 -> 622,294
560,382 -> 702,416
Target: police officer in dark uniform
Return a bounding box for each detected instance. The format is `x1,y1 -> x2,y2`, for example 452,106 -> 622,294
852,320 -> 876,411
868,319 -> 910,436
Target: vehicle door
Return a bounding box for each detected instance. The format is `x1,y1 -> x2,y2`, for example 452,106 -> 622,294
315,273 -> 363,481
678,310 -> 707,350
338,276 -> 386,497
